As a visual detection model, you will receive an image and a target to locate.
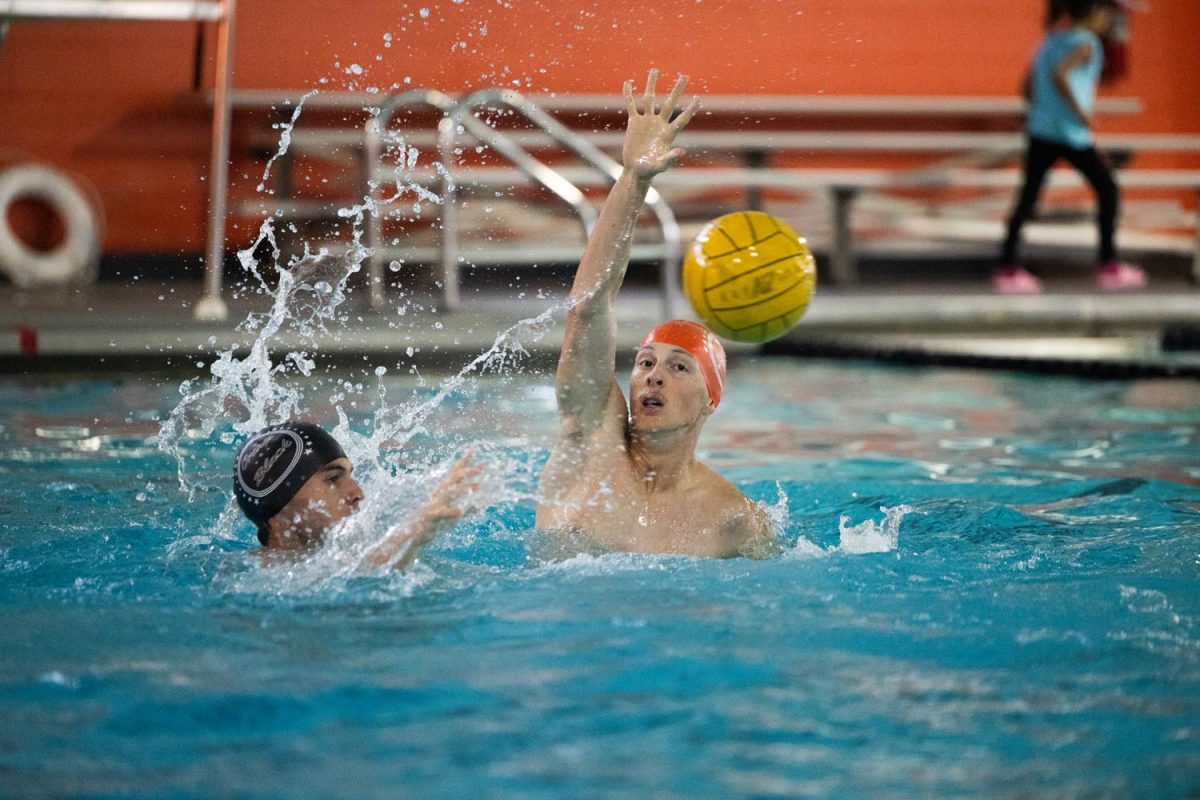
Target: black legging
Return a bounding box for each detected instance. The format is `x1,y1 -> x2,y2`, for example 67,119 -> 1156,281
999,135 -> 1119,266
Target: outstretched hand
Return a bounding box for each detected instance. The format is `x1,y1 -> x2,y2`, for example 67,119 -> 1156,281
419,450 -> 483,531
622,69 -> 699,180
365,450 -> 483,570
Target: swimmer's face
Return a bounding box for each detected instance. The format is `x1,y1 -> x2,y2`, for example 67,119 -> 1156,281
629,342 -> 713,427
271,457 -> 364,546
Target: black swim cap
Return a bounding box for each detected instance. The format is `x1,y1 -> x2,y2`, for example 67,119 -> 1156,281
233,422 -> 347,526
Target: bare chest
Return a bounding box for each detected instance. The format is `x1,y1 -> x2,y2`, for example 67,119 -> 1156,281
538,451 -> 737,557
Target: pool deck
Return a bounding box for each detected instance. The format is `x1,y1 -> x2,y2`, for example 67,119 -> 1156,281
2,264 -> 1199,377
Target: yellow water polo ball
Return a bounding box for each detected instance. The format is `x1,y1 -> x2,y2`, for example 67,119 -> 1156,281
681,211 -> 817,343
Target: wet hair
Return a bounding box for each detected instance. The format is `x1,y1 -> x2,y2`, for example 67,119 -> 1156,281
1060,0 -> 1115,20
232,421 -> 347,536
1045,0 -> 1066,26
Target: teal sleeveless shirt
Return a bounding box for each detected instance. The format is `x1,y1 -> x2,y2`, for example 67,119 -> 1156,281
1026,28 -> 1104,149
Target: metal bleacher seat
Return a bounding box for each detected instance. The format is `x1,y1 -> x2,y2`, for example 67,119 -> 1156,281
223,89 -> 1200,313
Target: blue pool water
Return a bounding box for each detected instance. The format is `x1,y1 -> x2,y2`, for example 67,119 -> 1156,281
2,360 -> 1199,798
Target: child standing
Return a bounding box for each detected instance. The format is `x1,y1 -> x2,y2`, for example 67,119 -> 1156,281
994,0 -> 1147,294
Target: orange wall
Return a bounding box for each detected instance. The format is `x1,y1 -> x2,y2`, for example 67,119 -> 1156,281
2,0 -> 1198,255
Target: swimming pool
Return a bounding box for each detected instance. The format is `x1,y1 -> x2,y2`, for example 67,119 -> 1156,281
2,359 -> 1199,798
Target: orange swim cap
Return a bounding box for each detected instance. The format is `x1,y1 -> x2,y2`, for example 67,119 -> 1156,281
640,319 -> 727,408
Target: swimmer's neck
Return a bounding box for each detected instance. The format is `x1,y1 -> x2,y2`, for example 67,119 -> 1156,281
627,425 -> 702,493
264,524 -> 324,551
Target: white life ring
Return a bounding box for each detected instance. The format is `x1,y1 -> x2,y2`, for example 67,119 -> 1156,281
0,164 -> 100,288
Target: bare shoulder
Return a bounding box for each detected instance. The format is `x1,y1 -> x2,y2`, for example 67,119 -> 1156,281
693,464 -> 777,557
693,462 -> 749,503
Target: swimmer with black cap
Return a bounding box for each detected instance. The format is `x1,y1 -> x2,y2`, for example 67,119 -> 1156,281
234,421 -> 478,568
535,71 -> 774,559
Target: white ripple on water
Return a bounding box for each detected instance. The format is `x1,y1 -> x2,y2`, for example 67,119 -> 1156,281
1108,584 -> 1199,658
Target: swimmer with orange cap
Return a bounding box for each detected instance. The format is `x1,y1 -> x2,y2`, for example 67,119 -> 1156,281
535,71 -> 774,559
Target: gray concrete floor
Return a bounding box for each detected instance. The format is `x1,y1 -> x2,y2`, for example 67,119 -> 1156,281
2,260 -> 1198,375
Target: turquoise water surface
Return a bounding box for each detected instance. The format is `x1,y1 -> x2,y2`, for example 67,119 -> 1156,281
2,359 -> 1199,799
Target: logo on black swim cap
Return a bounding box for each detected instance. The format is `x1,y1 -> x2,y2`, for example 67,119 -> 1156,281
240,429 -> 302,498
232,422 -> 346,526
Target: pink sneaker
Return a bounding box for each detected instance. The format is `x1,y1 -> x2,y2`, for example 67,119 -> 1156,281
992,265 -> 1043,295
1096,261 -> 1148,291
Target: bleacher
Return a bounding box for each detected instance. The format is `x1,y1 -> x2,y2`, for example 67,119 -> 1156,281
227,89 -> 1200,311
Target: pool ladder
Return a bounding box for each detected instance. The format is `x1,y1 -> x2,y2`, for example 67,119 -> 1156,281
364,89 -> 684,318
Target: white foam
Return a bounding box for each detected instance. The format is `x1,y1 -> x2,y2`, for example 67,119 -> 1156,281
837,504 -> 913,554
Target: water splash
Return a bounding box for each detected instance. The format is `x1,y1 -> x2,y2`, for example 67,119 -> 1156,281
158,90 -> 560,573
838,504 -> 913,554
763,480 -> 791,534
158,241 -> 365,500
364,307 -> 555,458
256,89 -> 319,193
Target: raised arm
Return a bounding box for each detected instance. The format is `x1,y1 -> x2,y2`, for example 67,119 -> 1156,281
554,70 -> 698,435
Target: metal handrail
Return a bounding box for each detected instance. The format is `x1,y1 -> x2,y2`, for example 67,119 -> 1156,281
442,89 -> 598,312
365,89 -> 457,309
367,89 -> 602,312
454,88 -> 683,319
196,0 -> 235,321
367,87 -> 683,317
0,1 -> 224,20
454,89 -> 599,236
3,0 -> 236,320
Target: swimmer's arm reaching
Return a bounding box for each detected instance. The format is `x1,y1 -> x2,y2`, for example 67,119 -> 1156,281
364,451 -> 481,570
555,70 -> 698,434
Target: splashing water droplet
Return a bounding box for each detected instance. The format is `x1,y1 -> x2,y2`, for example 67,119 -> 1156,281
157,85 -> 575,578
838,505 -> 913,554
